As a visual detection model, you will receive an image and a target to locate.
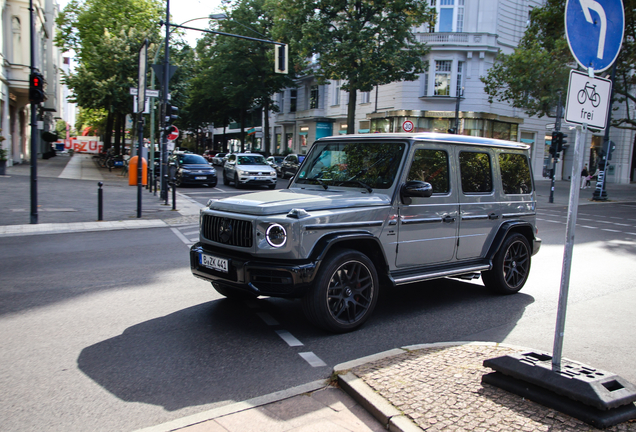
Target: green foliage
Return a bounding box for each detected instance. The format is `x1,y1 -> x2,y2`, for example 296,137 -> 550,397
76,107 -> 108,136
271,0 -> 435,130
56,0 -> 163,132
482,0 -> 636,130
182,0 -> 294,139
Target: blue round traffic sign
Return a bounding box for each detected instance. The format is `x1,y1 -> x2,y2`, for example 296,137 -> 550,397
565,0 -> 624,72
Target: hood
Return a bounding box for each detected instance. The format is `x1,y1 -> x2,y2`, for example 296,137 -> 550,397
208,188 -> 391,216
182,164 -> 214,170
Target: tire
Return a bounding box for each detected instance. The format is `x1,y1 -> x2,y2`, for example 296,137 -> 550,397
302,249 -> 379,332
482,233 -> 531,294
223,171 -> 229,185
234,174 -> 242,189
268,184 -> 276,190
213,282 -> 256,300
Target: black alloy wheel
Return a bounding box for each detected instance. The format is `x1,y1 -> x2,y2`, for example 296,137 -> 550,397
482,233 -> 531,294
302,249 -> 379,332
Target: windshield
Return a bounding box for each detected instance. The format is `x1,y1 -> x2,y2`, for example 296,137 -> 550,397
237,155 -> 267,165
180,154 -> 208,165
296,141 -> 406,190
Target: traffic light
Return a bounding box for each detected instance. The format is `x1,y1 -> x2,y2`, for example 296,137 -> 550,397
29,72 -> 46,104
275,44 -> 288,74
164,103 -> 178,134
549,132 -> 558,156
556,132 -> 567,153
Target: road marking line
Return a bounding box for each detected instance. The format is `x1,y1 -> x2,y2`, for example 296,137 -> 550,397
170,227 -> 192,245
614,223 -> 631,227
602,229 -> 621,233
299,352 -> 327,367
189,238 -> 199,242
276,330 -> 304,347
579,225 -> 597,229
626,233 -> 636,236
182,230 -> 199,236
257,312 -> 280,326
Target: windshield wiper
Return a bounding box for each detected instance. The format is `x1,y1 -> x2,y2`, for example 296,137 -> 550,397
308,177 -> 328,190
339,180 -> 373,193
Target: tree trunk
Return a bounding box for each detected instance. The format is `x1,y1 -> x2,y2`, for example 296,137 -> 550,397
240,110 -> 245,152
347,88 -> 357,134
104,112 -> 114,151
263,99 -> 270,155
113,113 -> 122,155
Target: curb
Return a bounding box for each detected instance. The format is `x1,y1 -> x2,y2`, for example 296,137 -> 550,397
332,341 -> 540,432
132,380 -> 327,432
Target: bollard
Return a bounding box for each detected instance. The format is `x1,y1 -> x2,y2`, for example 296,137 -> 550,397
171,178 -> 177,210
163,175 -> 169,205
97,181 -> 104,221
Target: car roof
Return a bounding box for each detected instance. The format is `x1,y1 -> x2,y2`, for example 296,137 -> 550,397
316,132 -> 530,150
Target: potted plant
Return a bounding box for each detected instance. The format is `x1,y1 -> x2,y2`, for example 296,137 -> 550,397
0,129 -> 7,176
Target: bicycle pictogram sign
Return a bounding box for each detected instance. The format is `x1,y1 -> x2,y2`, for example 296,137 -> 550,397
565,69 -> 612,129
577,82 -> 601,107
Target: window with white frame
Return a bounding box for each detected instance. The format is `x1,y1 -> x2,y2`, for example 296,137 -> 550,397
360,90 -> 370,104
309,85 -> 319,109
279,91 -> 285,113
434,0 -> 464,32
420,71 -> 429,97
434,60 -> 452,96
456,61 -> 464,97
333,80 -> 340,105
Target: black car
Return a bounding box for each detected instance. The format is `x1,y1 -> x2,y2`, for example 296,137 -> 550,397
279,154 -> 306,178
169,153 -> 217,187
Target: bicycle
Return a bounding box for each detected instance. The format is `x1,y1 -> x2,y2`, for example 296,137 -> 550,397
577,82 -> 601,107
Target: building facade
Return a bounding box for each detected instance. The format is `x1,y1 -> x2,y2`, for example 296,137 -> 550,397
1,0 -> 64,166
252,0 -> 634,184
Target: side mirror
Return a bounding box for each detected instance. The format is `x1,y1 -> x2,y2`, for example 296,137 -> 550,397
401,180 -> 433,204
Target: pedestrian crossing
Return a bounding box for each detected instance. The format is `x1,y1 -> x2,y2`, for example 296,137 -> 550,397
170,223 -> 200,247
537,207 -> 636,237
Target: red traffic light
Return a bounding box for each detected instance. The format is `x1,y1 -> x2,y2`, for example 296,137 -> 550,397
29,72 -> 46,104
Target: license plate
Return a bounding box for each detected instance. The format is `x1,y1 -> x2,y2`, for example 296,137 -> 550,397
254,176 -> 266,180
199,253 -> 228,273
195,176 -> 206,180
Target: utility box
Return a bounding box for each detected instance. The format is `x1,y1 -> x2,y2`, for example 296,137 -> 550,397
128,156 -> 148,186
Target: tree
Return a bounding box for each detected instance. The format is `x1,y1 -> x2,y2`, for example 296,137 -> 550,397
482,0 -> 636,131
56,0 -> 163,153
182,0 -> 294,151
271,0 -> 435,133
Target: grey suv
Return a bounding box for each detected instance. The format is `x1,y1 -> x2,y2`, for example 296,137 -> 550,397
190,133 -> 541,332
222,153 -> 277,189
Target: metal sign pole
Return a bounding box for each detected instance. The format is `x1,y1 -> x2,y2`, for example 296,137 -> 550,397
552,123 -> 587,370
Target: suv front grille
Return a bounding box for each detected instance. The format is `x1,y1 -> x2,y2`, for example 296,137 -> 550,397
202,215 -> 253,248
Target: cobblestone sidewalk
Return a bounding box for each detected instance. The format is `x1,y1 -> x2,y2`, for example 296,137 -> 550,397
349,343 -> 636,432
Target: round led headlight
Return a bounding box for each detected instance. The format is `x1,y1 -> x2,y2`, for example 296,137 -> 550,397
266,223 -> 287,248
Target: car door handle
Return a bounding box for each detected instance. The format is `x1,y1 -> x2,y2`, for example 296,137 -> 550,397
442,215 -> 456,223
488,213 -> 499,220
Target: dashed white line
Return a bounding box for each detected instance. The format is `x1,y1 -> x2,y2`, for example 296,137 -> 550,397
579,225 -> 597,229
602,229 -> 622,233
182,230 -> 200,236
299,352 -> 327,367
276,330 -> 304,347
257,312 -> 280,326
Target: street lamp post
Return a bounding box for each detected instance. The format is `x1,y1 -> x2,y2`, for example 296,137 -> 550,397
29,0 -> 38,224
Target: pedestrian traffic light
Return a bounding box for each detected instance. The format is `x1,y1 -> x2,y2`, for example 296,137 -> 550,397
29,72 -> 46,104
164,103 -> 178,133
275,44 -> 288,74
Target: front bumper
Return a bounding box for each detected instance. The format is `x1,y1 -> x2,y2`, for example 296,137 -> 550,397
190,243 -> 317,298
532,237 -> 542,256
181,173 -> 217,185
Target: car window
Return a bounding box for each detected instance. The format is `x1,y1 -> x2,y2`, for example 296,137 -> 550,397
297,141 -> 405,190
499,153 -> 533,194
407,149 -> 450,194
298,155 -> 305,164
237,155 -> 266,165
459,151 -> 492,194
180,154 -> 208,165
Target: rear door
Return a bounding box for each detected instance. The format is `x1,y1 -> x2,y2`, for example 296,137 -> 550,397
455,147 -> 500,260
396,143 -> 458,267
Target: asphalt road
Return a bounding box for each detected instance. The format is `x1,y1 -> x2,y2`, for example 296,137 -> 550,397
1,182 -> 635,431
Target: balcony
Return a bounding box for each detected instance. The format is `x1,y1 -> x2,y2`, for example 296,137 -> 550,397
417,32 -> 498,49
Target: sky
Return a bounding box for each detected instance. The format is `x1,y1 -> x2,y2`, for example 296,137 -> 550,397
57,0 -> 225,47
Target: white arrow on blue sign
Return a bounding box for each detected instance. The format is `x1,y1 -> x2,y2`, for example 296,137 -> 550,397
565,0 -> 624,73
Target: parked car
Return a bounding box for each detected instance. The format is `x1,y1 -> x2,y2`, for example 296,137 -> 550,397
266,155 -> 284,175
190,133 -> 541,332
279,154 -> 306,178
202,150 -> 215,163
211,152 -> 227,166
222,153 -> 277,189
169,153 -> 217,187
